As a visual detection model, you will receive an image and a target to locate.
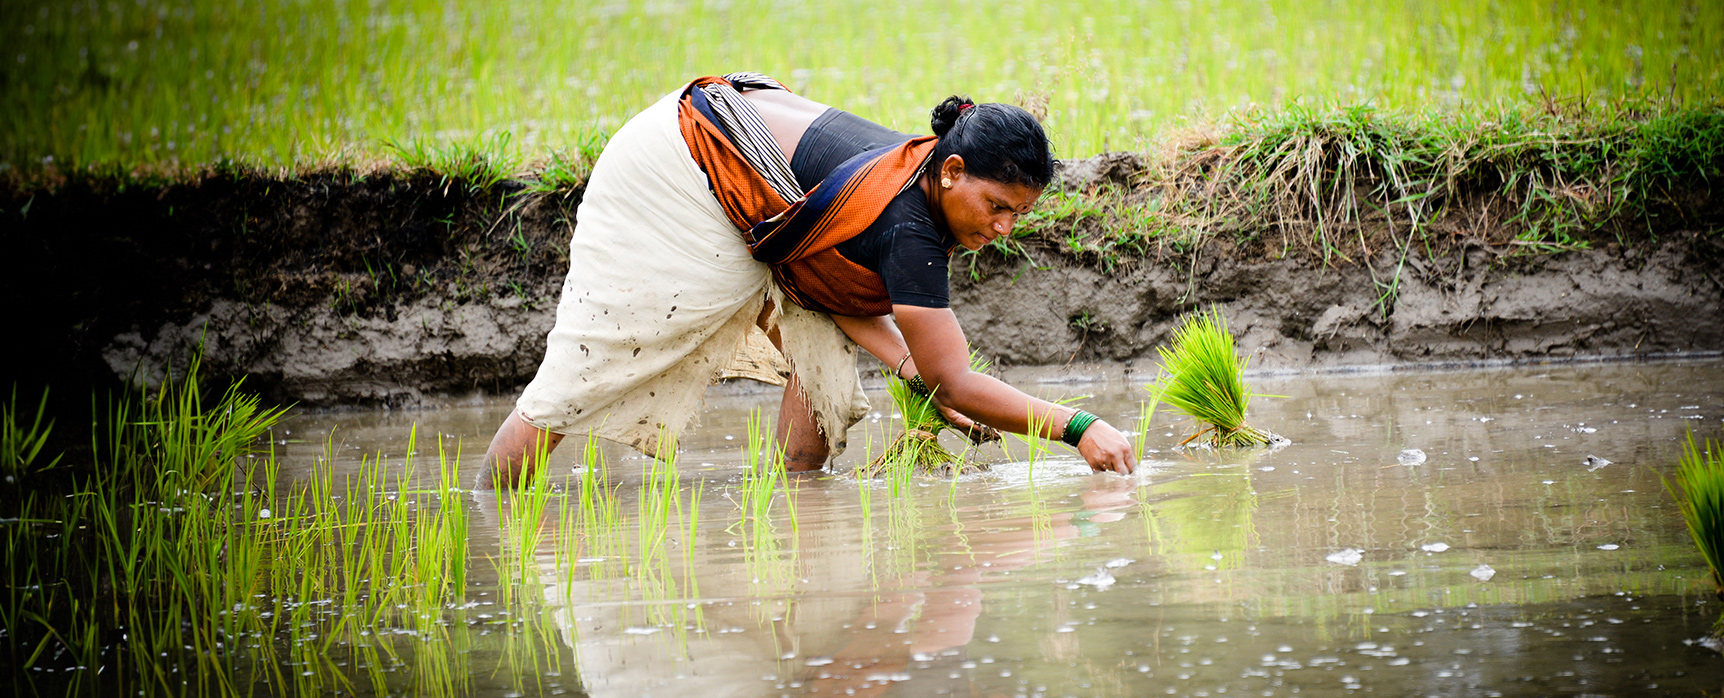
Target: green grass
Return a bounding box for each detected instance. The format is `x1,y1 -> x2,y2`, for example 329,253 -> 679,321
2,0 -> 1719,172
1665,429 -> 1724,621
1144,306 -> 1279,449
985,100 -> 1724,280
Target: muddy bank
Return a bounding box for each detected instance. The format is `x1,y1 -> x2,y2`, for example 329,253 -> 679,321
2,157 -> 1720,411
1,167 -> 574,408
952,236 -> 1724,370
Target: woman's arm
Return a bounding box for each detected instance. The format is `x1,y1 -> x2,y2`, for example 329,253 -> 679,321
829,314 -> 996,441
891,305 -> 1136,474
829,314 -> 913,376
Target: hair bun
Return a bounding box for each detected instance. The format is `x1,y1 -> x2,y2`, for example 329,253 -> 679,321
929,95 -> 975,137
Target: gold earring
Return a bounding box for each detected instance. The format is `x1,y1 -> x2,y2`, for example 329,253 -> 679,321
941,178 -> 952,188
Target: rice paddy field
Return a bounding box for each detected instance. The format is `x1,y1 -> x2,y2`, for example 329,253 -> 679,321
11,358 -> 1724,696
2,0 -> 1721,171
6,2 -> 1724,697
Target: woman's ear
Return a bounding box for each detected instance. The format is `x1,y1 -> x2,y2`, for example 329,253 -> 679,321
940,154 -> 966,183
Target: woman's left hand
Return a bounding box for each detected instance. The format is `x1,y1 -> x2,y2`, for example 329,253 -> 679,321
1076,420 -> 1136,475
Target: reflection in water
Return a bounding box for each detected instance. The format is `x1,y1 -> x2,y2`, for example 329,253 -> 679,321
271,359 -> 1724,696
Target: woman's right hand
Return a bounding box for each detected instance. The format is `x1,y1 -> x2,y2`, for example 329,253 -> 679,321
1076,420 -> 1136,475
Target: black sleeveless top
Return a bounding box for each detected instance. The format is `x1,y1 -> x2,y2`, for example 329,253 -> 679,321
788,109 -> 956,309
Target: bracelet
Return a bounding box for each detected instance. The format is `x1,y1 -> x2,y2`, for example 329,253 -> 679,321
895,352 -> 912,379
1060,410 -> 1099,447
906,374 -> 932,398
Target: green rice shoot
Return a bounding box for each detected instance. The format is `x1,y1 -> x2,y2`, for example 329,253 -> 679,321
1665,429 -> 1724,632
1145,306 -> 1281,449
862,353 -> 992,478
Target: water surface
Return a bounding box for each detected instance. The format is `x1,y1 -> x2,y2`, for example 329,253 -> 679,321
275,359 -> 1724,697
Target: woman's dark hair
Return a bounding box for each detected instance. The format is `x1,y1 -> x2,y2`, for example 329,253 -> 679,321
929,95 -> 1055,188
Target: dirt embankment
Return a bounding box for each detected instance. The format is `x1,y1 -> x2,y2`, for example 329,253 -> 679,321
1,168 -> 576,408
2,157 -> 1720,413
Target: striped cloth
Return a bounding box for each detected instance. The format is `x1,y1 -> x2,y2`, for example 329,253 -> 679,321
690,72 -> 803,205
678,74 -> 939,317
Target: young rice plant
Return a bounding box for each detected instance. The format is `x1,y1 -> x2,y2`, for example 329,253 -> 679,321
1144,306 -> 1282,449
863,353 -> 993,477
1666,429 -> 1724,634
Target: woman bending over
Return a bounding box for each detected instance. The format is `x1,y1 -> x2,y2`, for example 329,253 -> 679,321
480,73 -> 1135,486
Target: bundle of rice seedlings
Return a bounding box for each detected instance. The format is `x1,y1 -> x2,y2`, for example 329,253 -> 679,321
1666,430 -> 1724,627
862,353 -> 992,477
1145,306 -> 1281,449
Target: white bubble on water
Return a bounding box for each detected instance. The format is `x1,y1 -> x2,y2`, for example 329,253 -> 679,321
1470,565 -> 1496,581
1584,455 -> 1612,471
1397,449 -> 1427,465
1420,542 -> 1450,552
258,508 -> 271,519
1326,548 -> 1364,566
1106,558 -> 1135,568
1597,543 -> 1620,551
1075,567 -> 1116,589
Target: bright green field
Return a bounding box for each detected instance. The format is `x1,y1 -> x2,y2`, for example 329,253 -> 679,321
2,0 -> 1720,171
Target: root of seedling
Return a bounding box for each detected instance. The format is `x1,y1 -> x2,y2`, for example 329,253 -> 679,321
860,429 -> 989,478
1176,422 -> 1286,450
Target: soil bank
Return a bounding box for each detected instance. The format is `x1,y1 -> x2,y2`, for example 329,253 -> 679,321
2,156 -> 1720,412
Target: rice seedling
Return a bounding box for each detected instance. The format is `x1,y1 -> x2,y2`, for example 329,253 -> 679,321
725,410 -> 804,596
682,478 -> 704,575
505,429 -> 558,569
1,386 -> 61,477
863,353 -> 994,478
1132,399 -> 1154,463
734,409 -> 797,534
637,431 -> 681,564
1665,429 -> 1724,633
0,347 -> 543,697
1144,306 -> 1282,449
1005,402 -> 1058,483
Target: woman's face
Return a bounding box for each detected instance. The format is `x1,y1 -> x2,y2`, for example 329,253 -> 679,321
933,156 -> 1043,251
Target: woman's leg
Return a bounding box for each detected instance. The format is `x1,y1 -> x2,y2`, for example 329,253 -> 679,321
777,371 -> 829,472
478,410 -> 566,489
759,298 -> 828,472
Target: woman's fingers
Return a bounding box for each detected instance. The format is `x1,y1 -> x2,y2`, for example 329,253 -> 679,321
1078,421 -> 1136,475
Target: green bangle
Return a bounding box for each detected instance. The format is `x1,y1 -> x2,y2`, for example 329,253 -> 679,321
1061,410 -> 1099,447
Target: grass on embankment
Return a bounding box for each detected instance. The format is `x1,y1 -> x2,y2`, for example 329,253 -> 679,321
9,100 -> 1719,265
995,99 -> 1724,275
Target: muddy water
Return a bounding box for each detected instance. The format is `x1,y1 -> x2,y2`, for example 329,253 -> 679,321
275,359 -> 1724,697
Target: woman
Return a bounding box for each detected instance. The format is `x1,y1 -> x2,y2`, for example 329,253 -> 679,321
480,73 -> 1135,486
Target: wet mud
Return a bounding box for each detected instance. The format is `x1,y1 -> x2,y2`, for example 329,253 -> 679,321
1,156 -> 1720,412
